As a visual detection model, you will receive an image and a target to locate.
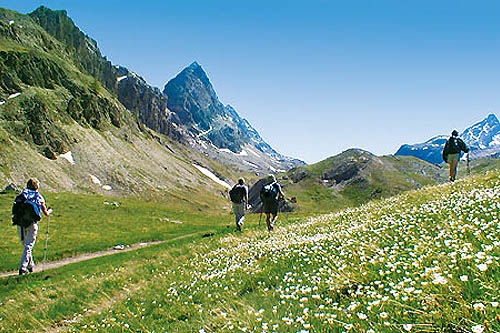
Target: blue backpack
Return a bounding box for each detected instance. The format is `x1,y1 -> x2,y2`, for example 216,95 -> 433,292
12,193 -> 41,228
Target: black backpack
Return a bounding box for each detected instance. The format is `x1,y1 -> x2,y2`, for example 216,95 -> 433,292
448,137 -> 461,154
12,193 -> 41,228
229,185 -> 245,203
260,182 -> 278,203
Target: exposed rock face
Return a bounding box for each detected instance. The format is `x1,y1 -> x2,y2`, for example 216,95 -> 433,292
27,6 -> 304,172
247,178 -> 294,213
395,114 -> 500,163
322,161 -> 362,184
164,62 -> 305,172
29,6 -> 118,93
115,66 -> 186,143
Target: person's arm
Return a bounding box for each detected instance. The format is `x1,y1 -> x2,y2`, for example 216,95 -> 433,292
442,141 -> 449,162
40,202 -> 50,216
459,139 -> 469,153
277,184 -> 285,199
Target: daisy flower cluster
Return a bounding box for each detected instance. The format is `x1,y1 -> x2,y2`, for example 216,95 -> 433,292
76,171 -> 500,332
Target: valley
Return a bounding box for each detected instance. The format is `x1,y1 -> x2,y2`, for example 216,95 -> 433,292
0,4 -> 499,333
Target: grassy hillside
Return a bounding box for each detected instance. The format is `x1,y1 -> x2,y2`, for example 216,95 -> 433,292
278,149 -> 445,212
0,7 -> 242,203
0,189 -> 234,272
1,168 -> 499,331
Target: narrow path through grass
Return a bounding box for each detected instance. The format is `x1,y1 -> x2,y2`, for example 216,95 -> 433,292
0,231 -> 206,278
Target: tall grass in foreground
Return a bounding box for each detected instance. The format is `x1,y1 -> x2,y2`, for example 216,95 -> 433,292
74,170 -> 499,332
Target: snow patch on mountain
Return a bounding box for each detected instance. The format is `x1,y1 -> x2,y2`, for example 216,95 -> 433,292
58,151 -> 75,164
89,174 -> 101,185
192,164 -> 231,189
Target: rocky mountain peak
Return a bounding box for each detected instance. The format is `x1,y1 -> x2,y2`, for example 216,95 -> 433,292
461,113 -> 500,150
395,113 -> 500,163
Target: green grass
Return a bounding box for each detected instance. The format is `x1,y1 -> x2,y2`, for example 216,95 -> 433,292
1,170 -> 499,332
0,192 -> 302,331
0,190 -> 234,272
64,170 -> 499,332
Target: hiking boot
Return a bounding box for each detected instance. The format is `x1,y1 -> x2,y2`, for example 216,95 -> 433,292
27,266 -> 34,273
19,269 -> 28,275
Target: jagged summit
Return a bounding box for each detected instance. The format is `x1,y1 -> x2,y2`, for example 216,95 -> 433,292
163,62 -> 305,171
188,61 -> 201,69
5,5 -> 304,173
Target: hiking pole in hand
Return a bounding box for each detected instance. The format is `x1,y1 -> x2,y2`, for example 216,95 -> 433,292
43,209 -> 53,262
259,204 -> 263,227
466,153 -> 471,176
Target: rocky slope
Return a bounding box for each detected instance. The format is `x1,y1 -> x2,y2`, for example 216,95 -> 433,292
396,114 -> 500,164
27,6 -> 303,173
0,7 -> 237,203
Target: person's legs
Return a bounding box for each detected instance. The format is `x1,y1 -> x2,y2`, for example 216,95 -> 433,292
451,160 -> 459,181
233,203 -> 244,231
265,213 -> 272,231
448,154 -> 459,181
270,213 -> 278,228
19,223 -> 38,274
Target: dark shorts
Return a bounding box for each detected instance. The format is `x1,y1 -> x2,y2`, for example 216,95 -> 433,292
263,200 -> 278,215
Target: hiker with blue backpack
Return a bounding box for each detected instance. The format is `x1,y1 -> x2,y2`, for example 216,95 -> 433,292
260,174 -> 285,231
442,130 -> 470,182
229,178 -> 249,231
12,178 -> 52,275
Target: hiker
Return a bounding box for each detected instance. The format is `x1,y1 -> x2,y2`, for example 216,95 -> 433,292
442,130 -> 470,182
260,174 -> 285,231
14,178 -> 51,275
229,178 -> 248,231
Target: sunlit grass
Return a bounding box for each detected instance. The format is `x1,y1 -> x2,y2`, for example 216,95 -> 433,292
73,170 -> 500,332
1,170 -> 499,332
0,190 -> 232,272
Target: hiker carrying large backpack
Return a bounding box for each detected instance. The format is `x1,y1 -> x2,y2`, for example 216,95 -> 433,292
442,130 -> 469,182
259,174 -> 285,231
229,178 -> 249,231
12,178 -> 52,275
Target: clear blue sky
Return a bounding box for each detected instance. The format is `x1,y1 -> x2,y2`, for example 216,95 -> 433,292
5,0 -> 500,163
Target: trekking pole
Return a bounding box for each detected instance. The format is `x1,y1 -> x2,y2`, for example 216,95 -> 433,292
466,153 -> 471,176
43,209 -> 52,262
259,204 -> 263,227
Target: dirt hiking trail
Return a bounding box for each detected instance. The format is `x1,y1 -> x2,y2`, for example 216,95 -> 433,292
0,232 -> 205,278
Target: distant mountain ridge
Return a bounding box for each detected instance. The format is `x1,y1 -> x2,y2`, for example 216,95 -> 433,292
395,114 -> 500,164
27,6 -> 304,173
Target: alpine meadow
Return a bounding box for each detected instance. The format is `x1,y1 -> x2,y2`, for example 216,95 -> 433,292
1,2 -> 500,333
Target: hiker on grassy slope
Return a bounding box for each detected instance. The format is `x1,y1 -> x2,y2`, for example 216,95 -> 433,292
260,174 -> 285,231
442,130 -> 470,182
229,178 -> 249,231
12,178 -> 51,275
